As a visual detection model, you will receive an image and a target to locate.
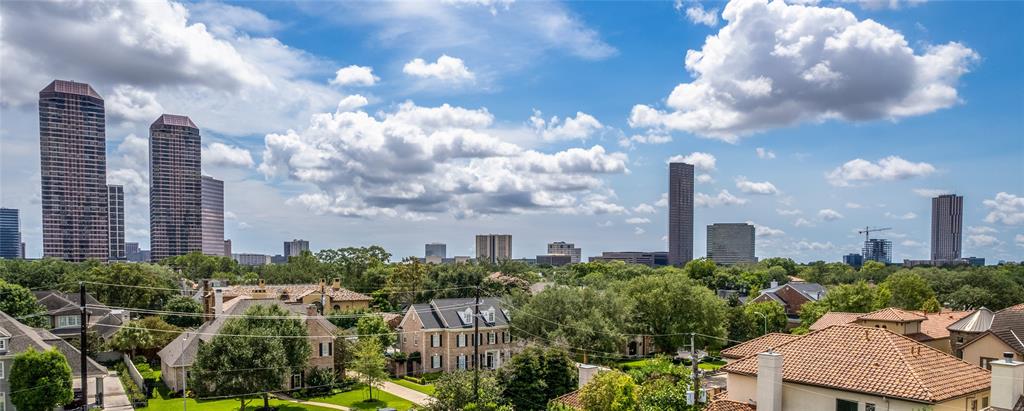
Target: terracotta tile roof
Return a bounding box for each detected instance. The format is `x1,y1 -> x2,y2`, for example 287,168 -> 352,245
810,312 -> 863,331
706,399 -> 757,411
857,307 -> 927,322
223,284 -> 372,302
919,310 -> 973,340
721,333 -> 802,359
550,390 -> 583,409
720,325 -> 991,403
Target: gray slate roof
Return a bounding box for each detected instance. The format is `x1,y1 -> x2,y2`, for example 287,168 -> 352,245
759,281 -> 827,302
0,311 -> 107,376
407,298 -> 509,330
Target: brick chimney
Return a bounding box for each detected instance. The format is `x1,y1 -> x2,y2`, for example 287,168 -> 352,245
214,288 -> 224,318
991,352 -> 1024,410
578,364 -> 600,389
332,278 -> 341,291
757,351 -> 783,411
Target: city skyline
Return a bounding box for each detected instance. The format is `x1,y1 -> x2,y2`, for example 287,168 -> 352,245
1,0 -> 1021,262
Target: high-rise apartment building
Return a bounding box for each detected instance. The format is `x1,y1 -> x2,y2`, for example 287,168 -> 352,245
425,243 -> 447,259
931,194 -> 963,261
224,240 -> 232,257
201,176 -> 225,256
475,234 -> 511,264
284,239 -> 310,258
125,242 -> 140,256
843,253 -> 864,269
706,223 -> 756,265
863,238 -> 893,264
668,162 -> 694,266
547,241 -> 581,264
150,114 -> 202,261
107,185 -> 125,260
0,208 -> 21,259
39,80 -> 109,261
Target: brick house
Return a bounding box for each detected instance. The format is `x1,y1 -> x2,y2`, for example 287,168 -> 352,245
207,279 -> 372,316
959,304 -> 1024,370
749,281 -> 826,326
396,297 -> 515,375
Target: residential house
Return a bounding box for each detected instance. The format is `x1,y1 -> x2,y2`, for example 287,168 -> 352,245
710,324 -> 992,411
948,307 -> 996,358
809,307 -> 972,354
158,295 -> 337,392
720,333 -> 801,364
33,290 -> 126,342
960,304 -> 1024,370
749,281 -> 826,326
396,297 -> 515,375
207,279 -> 372,315
983,353 -> 1024,411
0,311 -> 108,411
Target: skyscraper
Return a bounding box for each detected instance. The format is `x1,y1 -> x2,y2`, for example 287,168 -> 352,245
668,162 -> 694,266
284,239 -> 310,258
425,243 -> 446,259
931,194 -> 963,261
475,234 -> 512,264
224,239 -> 232,257
149,114 -> 202,261
107,185 -> 125,260
706,223 -> 756,265
201,176 -> 225,256
0,208 -> 21,259
547,241 -> 581,264
39,80 -> 108,261
863,238 -> 893,264
843,253 -> 864,269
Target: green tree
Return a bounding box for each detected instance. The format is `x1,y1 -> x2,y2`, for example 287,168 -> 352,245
624,271 -> 728,351
0,278 -> 48,327
334,336 -> 354,379
162,295 -> 204,327
638,377 -> 690,411
386,257 -> 428,307
428,370 -> 505,411
316,246 -> 391,292
139,315 -> 182,352
160,252 -> 241,281
10,348 -> 74,411
760,257 -> 798,277
682,258 -> 717,285
877,271 -> 936,310
500,347 -> 578,411
351,338 -> 388,400
356,314 -> 396,348
67,263 -> 177,309
730,301 -> 787,341
190,321 -> 287,411
580,370 -> 639,411
795,281 -> 882,332
232,304 -> 310,374
511,286 -> 629,363
108,319 -> 155,357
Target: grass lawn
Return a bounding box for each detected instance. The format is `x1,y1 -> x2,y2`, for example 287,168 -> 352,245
146,386 -> 335,411
699,360 -> 727,371
615,359 -> 648,369
308,384 -> 415,410
390,378 -> 436,396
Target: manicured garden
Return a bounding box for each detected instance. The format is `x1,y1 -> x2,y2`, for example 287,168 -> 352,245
305,384 -> 415,410
390,377 -> 436,395
144,386 -> 336,411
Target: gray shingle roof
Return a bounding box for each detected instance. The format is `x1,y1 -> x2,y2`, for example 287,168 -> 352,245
0,311 -> 106,376
406,298 -> 508,330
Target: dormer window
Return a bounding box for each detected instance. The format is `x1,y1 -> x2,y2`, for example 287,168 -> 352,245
483,307 -> 496,323
0,337 -> 8,354
458,308 -> 474,325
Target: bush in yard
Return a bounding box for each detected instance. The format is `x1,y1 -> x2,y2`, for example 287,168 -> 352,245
10,348 -> 74,411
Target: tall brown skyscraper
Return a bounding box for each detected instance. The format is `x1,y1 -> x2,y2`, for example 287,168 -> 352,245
39,80 -> 109,261
150,114 -> 202,261
931,194 -> 963,261
476,234 -> 511,264
668,162 -> 694,266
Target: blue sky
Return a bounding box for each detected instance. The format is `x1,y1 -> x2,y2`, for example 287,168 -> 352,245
1,0 -> 1021,262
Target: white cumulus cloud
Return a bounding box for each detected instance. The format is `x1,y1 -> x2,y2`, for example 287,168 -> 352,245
818,208 -> 844,221
826,156 -> 936,187
912,188 -> 951,198
983,192 -> 1024,225
756,147 -> 776,159
625,217 -> 651,224
735,176 -> 778,195
685,3 -> 720,26
667,152 -> 717,172
403,55 -> 476,83
884,211 -> 918,220
203,143 -> 256,168
629,0 -> 978,141
331,65 -> 379,87
695,190 -> 747,208
531,110 -> 604,141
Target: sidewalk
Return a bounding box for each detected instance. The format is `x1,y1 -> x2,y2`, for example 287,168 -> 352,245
274,393 -> 351,410
346,372 -> 434,406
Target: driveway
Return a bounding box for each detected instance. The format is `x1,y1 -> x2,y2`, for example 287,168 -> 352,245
101,374 -> 134,411
346,372 -> 434,406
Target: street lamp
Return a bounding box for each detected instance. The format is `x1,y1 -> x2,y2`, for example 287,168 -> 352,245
754,312 -> 768,335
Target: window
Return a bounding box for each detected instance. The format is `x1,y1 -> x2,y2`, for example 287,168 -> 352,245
835,399 -> 857,411
488,332 -> 496,345
981,357 -> 996,370
865,403 -> 875,411
983,397 -> 990,408
458,355 -> 467,370
457,334 -> 466,347
0,362 -> 4,379
1,392 -> 5,411
57,315 -> 80,328
431,354 -> 442,369
431,334 -> 441,348
291,374 -> 302,389
0,338 -> 6,351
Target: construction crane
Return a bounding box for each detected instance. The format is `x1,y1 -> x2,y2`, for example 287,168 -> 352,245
858,226 -> 892,242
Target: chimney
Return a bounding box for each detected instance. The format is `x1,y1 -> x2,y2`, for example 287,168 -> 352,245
214,288 -> 224,318
578,364 -> 600,389
332,278 -> 341,291
770,280 -> 779,289
991,352 -> 1024,410
306,304 -> 318,318
258,278 -> 266,289
319,279 -> 326,292
756,351 -> 783,411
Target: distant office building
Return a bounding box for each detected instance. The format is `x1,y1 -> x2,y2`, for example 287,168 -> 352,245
843,253 -> 864,269
442,256 -> 472,264
706,223 -> 756,265
19,242 -> 25,259
224,240 -> 232,257
547,241 -> 581,264
863,238 -> 893,264
271,254 -> 287,264
425,255 -> 443,264
536,254 -> 572,267
125,242 -> 140,255
668,162 -> 694,266
107,185 -> 126,260
0,208 -> 21,259
127,248 -> 150,263
425,243 -> 447,259
589,251 -> 669,267
39,80 -> 109,262
964,256 -> 985,267
931,194 -> 963,261
201,176 -> 225,256
284,239 -> 310,258
475,234 -> 512,264
150,114 -> 202,261
235,253 -> 272,266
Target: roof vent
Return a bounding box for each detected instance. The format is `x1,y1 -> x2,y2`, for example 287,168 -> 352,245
1004,352 -> 1015,362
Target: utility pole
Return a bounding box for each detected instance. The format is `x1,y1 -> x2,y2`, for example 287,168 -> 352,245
80,282 -> 88,411
182,333 -> 188,411
755,311 -> 768,336
473,282 -> 480,403
690,332 -> 698,404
